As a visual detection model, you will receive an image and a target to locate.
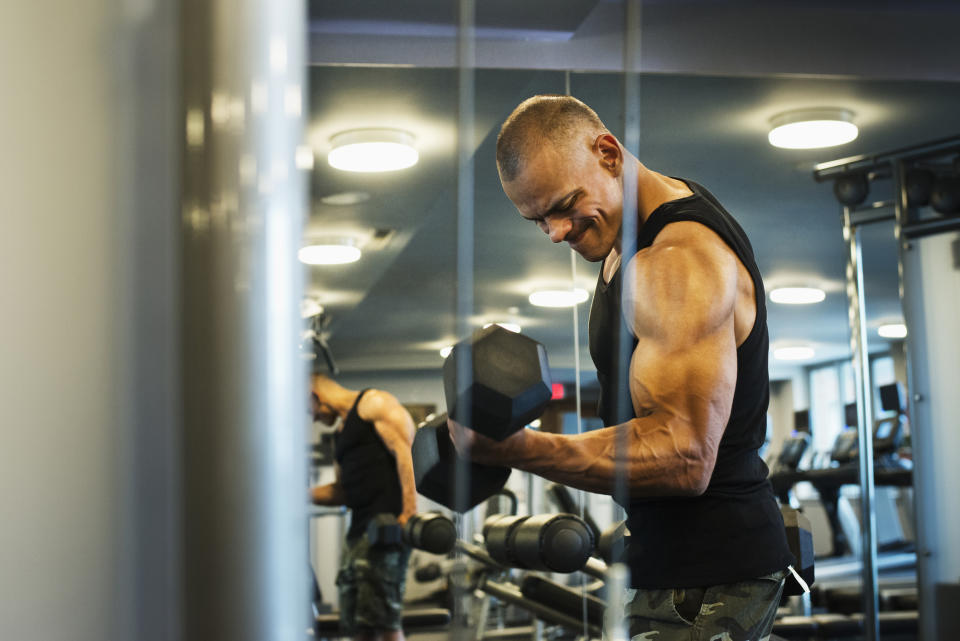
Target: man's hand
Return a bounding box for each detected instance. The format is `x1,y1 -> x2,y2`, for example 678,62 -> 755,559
447,417 -> 525,467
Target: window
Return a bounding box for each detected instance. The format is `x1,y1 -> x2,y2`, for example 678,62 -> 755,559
810,365 -> 844,453
871,356 -> 896,416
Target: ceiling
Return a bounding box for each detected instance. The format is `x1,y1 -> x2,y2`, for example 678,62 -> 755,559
304,0 -> 960,381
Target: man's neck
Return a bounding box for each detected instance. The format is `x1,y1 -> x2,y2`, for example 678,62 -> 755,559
636,167 -> 692,222
602,248 -> 622,285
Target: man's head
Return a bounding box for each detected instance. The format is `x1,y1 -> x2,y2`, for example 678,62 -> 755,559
496,95 -> 625,261
310,374 -> 345,426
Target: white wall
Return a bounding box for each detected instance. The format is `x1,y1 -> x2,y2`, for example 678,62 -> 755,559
903,231 -> 960,639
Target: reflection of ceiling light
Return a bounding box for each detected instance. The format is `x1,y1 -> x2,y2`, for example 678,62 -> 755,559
878,323 -> 907,339
295,145 -> 315,170
770,287 -> 826,305
774,346 -> 816,361
320,191 -> 371,206
439,345 -> 453,358
484,322 -> 521,333
327,128 -> 418,172
300,298 -> 324,318
768,109 -> 858,149
298,239 -> 361,265
529,288 -> 589,308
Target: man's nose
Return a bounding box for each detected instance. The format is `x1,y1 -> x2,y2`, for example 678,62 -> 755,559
545,217 -> 572,243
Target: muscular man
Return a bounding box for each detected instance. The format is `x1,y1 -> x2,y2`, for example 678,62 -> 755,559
309,374 -> 417,641
449,95 -> 794,640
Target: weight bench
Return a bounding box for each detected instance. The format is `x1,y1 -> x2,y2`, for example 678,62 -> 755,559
313,608 -> 451,638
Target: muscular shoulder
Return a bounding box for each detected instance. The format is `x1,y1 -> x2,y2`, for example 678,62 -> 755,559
358,390 -> 414,440
625,222 -> 738,342
357,389 -> 400,419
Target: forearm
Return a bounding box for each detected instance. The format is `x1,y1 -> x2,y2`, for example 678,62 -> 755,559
310,482 -> 346,505
394,451 -> 418,520
507,417 -> 708,497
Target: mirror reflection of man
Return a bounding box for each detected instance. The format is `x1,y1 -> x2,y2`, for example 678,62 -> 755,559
309,375 -> 417,641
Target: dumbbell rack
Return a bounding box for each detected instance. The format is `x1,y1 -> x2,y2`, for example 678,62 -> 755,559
453,538 -> 605,640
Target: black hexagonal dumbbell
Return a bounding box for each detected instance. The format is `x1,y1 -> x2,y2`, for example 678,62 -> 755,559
443,324 -> 552,441
411,413 -> 512,512
781,506 -> 815,596
413,325 -> 552,512
366,512 -> 457,555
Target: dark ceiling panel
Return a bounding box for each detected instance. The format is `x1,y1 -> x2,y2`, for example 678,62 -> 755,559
308,0 -> 600,34
306,63 -> 960,377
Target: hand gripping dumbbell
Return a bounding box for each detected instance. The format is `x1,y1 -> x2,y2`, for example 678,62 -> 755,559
366,512 -> 457,555
482,512 -> 595,573
412,325 -> 552,512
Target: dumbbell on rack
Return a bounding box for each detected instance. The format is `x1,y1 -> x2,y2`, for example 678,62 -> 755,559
482,512 -> 595,573
412,325 -> 553,512
366,512 -> 457,555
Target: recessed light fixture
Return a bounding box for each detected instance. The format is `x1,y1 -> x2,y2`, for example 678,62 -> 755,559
768,108 -> 858,150
327,128 -> 418,173
878,323 -> 907,339
774,346 -> 816,361
770,287 -> 826,305
298,238 -> 361,265
529,288 -> 589,308
439,345 -> 453,358
483,322 -> 521,333
320,191 -> 371,206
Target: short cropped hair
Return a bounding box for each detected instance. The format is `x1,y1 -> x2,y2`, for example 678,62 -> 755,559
496,95 -> 608,183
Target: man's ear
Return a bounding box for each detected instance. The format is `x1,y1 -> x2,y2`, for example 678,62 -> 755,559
594,133 -> 622,176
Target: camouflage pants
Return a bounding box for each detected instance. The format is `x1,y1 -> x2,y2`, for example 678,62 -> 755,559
618,570 -> 786,641
336,536 -> 411,635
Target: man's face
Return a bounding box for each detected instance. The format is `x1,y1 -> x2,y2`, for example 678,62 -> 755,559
310,394 -> 339,427
502,137 -> 622,262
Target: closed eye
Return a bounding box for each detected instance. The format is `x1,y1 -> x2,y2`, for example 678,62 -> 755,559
527,190 -> 582,229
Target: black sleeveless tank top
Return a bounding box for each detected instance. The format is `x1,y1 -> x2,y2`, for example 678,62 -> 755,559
333,389 -> 403,540
588,179 -> 794,588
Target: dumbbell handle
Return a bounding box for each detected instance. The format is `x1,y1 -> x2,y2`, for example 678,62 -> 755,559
456,540 -> 508,570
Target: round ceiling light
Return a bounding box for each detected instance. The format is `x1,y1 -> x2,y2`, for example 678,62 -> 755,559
320,191 -> 371,206
529,288 -> 589,308
769,287 -> 826,305
327,128 -> 418,173
298,241 -> 361,265
768,109 -> 858,150
878,323 -> 907,339
773,346 -> 816,361
439,345 -> 453,358
483,322 -> 521,333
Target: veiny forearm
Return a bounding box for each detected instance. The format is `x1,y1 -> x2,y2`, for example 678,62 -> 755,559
394,449 -> 418,520
310,482 -> 346,506
506,416 -> 708,497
